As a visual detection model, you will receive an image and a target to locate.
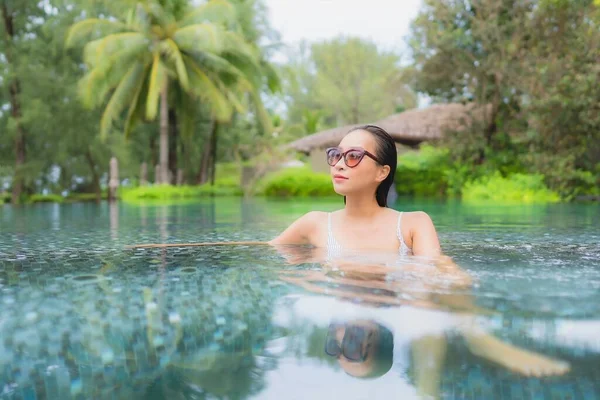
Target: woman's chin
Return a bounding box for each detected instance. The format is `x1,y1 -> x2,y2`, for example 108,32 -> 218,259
332,185 -> 349,196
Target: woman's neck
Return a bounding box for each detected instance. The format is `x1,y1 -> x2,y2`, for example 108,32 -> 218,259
343,193 -> 383,219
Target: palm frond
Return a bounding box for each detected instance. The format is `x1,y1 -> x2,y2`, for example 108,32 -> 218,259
187,63 -> 232,122
250,90 -> 273,135
178,0 -> 237,28
100,61 -> 147,139
224,89 -> 246,115
146,54 -> 167,120
173,23 -> 225,54
125,4 -> 152,33
145,1 -> 175,28
65,18 -> 129,49
78,46 -> 151,109
261,60 -> 282,94
83,32 -> 148,67
124,64 -> 151,138
160,39 -> 189,90
183,51 -> 245,84
221,51 -> 262,89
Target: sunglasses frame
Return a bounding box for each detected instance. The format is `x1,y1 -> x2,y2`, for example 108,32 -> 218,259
324,324 -> 373,362
325,147 -> 382,168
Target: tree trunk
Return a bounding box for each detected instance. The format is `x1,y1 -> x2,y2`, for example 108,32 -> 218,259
109,157 -> 119,202
149,135 -> 157,175
159,82 -> 169,184
12,126 -> 25,204
196,121 -> 216,184
168,108 -> 178,184
210,122 -> 219,186
2,4 -> 27,205
140,162 -> 148,186
84,148 -> 101,203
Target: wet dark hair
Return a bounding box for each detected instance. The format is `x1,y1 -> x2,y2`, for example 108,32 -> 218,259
323,321 -> 394,380
344,124 -> 397,207
358,321 -> 394,379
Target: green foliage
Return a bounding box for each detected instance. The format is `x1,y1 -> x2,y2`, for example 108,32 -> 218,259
121,182 -> 242,202
395,146 -> 452,197
65,193 -> 110,202
278,37 -> 416,138
27,194 -> 64,204
1,193 -> 10,204
215,162 -> 242,180
66,0 -> 266,138
462,173 -> 561,204
408,0 -> 600,198
256,167 -> 336,197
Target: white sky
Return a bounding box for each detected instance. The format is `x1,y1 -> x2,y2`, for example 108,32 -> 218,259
265,0 -> 423,58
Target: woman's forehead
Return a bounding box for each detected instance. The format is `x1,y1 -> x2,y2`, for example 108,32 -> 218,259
338,130 -> 376,151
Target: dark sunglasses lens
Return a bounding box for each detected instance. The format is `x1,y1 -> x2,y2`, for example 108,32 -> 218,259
343,327 -> 368,361
326,149 -> 342,166
325,335 -> 341,357
345,150 -> 364,167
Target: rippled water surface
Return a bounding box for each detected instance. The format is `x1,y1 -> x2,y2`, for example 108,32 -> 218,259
0,198 -> 599,400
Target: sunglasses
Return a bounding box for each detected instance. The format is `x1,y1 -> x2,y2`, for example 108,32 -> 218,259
325,324 -> 373,362
326,147 -> 382,168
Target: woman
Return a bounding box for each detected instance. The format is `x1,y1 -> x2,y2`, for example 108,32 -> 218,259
269,124 -> 471,286
269,125 -> 441,258
270,124 -> 570,382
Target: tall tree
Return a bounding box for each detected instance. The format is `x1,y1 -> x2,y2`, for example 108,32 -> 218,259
0,1 -> 44,203
409,0 -> 600,195
280,37 -> 416,133
66,0 -> 261,184
312,37 -> 416,124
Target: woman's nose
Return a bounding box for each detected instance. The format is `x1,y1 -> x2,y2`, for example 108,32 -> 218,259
334,157 -> 346,169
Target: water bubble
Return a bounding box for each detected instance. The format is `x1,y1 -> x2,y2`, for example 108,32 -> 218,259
101,348 -> 115,364
25,312 -> 38,322
168,313 -> 181,324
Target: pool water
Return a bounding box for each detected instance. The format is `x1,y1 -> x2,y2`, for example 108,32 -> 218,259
0,198 -> 599,400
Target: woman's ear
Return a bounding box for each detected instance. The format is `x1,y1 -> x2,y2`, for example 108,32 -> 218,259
376,165 -> 391,183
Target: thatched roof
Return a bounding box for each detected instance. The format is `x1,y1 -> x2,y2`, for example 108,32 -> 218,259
287,103 -> 491,153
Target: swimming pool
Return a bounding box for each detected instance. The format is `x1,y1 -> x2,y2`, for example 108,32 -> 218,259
1,198 -> 599,399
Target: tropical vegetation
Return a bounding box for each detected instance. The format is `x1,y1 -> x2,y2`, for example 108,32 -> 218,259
0,0 -> 598,205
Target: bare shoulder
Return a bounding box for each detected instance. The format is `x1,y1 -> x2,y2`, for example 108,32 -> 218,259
268,211 -> 328,245
394,210 -> 435,226
400,210 -> 440,256
404,211 -> 435,225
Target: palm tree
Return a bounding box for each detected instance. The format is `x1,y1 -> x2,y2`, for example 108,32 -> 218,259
66,0 -> 265,184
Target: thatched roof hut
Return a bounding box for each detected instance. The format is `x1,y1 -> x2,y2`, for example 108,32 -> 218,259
287,103 -> 491,154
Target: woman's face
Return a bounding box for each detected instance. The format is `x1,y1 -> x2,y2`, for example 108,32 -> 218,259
331,320 -> 380,377
329,130 -> 389,197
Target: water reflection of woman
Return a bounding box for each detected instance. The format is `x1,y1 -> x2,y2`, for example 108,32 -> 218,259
273,244 -> 570,399
268,124 -> 569,391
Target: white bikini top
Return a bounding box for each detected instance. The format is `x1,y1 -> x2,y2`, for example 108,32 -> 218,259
326,212 -> 413,259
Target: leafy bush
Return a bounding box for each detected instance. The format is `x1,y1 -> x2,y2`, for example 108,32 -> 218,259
121,181 -> 242,202
257,167 -> 336,197
0,193 -> 9,204
65,192 -> 109,202
28,194 -> 64,203
395,145 -> 452,196
462,172 -> 560,203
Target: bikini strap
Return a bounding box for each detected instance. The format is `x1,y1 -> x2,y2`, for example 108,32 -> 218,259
327,212 -> 337,250
397,212 -> 405,244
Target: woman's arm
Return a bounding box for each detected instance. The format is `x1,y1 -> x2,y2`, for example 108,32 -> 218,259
410,211 -> 442,257
268,211 -> 322,246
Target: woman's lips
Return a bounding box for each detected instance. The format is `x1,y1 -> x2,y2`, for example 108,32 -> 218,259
333,174 -> 348,181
